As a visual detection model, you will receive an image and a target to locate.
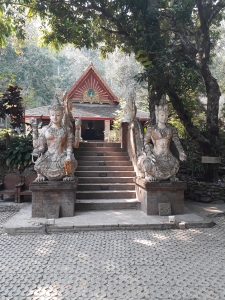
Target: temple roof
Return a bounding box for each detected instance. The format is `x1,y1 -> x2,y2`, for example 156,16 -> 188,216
25,103 -> 149,120
25,64 -> 149,120
67,63 -> 118,105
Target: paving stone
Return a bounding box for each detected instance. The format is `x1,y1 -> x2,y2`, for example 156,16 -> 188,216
1,214 -> 225,299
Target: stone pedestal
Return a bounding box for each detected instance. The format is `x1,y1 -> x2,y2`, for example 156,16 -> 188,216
135,178 -> 186,215
30,179 -> 78,218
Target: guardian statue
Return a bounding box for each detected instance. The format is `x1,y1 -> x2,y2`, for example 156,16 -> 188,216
30,94 -> 78,181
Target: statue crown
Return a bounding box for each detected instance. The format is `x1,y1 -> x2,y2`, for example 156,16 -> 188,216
48,94 -> 64,111
155,95 -> 169,113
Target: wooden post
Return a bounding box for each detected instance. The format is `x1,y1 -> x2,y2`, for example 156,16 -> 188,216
121,122 -> 128,151
201,156 -> 221,181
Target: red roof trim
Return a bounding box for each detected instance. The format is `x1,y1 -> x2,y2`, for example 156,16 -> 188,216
25,116 -> 116,120
25,116 -> 148,122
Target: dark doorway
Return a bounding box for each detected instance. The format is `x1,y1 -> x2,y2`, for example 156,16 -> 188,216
82,120 -> 104,141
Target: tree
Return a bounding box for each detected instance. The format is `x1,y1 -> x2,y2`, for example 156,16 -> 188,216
159,0 -> 224,153
2,0 -> 225,155
0,84 -> 24,128
0,4 -> 13,47
0,35 -> 146,110
0,2 -> 26,47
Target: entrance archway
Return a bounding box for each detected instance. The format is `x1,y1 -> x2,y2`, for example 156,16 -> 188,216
81,120 -> 104,141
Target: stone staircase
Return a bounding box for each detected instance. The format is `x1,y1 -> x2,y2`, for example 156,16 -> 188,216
74,142 -> 140,210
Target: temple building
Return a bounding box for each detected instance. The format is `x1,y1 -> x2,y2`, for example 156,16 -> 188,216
25,63 -> 149,140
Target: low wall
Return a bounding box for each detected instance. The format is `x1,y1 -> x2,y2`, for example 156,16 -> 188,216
185,181 -> 225,203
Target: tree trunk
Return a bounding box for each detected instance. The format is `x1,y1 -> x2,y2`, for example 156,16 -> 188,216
148,78 -> 157,125
148,80 -> 164,125
199,64 -> 220,150
166,87 -> 211,151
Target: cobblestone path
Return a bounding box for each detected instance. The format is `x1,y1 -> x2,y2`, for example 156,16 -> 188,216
0,212 -> 225,300
0,211 -> 18,234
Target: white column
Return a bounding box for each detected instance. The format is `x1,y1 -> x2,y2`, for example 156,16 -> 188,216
104,120 -> 110,141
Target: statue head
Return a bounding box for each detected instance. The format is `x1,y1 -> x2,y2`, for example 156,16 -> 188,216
48,94 -> 64,126
48,94 -> 64,113
155,95 -> 169,124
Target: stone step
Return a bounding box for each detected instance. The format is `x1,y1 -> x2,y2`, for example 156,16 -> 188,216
78,177 -> 135,184
74,151 -> 128,157
76,156 -> 130,161
76,166 -> 134,172
76,190 -> 136,199
79,142 -> 121,148
76,199 -> 141,210
77,183 -> 135,191
75,142 -> 137,211
75,171 -> 136,177
78,161 -> 132,166
75,147 -> 124,152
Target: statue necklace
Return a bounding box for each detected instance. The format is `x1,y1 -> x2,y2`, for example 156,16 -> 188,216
48,125 -> 67,157
49,125 -> 66,138
158,125 -> 167,137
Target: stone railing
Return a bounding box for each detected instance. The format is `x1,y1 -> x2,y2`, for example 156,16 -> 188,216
120,122 -> 139,175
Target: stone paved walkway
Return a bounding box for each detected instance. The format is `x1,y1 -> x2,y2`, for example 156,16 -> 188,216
0,211 -> 225,299
0,211 -> 18,234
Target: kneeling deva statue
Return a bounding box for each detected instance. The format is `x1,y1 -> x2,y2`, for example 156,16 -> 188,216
30,94 -> 78,181
137,96 -> 187,181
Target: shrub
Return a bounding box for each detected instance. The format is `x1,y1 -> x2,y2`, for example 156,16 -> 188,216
5,134 -> 33,169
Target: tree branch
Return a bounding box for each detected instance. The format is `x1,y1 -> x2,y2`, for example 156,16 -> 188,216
100,26 -> 127,36
77,1 -> 132,39
196,0 -> 208,34
178,30 -> 198,57
166,86 -> 210,150
208,3 -> 225,25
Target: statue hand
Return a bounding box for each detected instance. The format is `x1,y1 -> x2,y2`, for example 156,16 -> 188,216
150,154 -> 156,165
66,155 -> 71,161
179,152 -> 187,161
30,118 -> 38,129
33,147 -> 44,156
32,148 -> 40,157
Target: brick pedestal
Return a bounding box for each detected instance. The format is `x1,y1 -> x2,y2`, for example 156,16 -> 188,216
135,178 -> 186,215
30,179 -> 78,218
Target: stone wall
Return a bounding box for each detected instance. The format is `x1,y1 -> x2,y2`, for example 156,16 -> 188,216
184,181 -> 225,203
178,167 -> 225,203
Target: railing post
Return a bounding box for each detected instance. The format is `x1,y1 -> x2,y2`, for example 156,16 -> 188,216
121,122 -> 128,151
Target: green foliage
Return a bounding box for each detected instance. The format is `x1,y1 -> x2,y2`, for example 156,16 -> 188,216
181,138 -> 205,178
0,129 -> 11,165
0,128 -> 10,139
167,97 -> 206,138
221,103 -> 225,120
0,84 -> 24,128
0,37 -> 147,110
0,4 -> 13,47
109,98 -> 126,142
0,72 -> 16,94
5,134 -> 33,169
1,0 -> 225,153
0,3 -> 27,48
